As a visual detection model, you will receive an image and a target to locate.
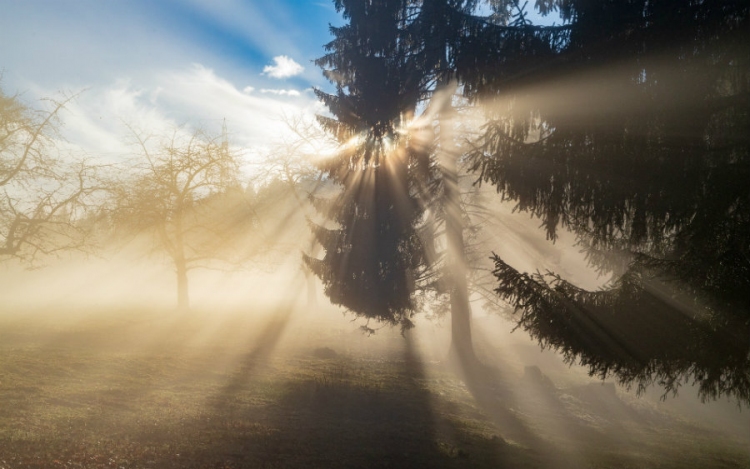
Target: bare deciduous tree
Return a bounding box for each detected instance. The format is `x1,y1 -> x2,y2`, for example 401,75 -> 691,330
114,124 -> 251,311
0,87 -> 103,264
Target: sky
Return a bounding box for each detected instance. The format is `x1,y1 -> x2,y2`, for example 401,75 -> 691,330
0,1 -> 558,167
0,0 -> 345,163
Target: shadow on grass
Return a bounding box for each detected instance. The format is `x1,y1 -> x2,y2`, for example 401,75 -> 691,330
452,358 -> 599,468
210,300 -> 296,403
2,307 -> 748,468
166,333 -> 540,469
450,340 -> 691,469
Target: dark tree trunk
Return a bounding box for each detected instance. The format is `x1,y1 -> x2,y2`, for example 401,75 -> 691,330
444,161 -> 477,366
304,265 -> 317,308
304,235 -> 318,308
446,236 -> 476,365
438,82 -> 477,366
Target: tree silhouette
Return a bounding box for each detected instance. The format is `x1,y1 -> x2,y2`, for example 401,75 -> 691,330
309,1 -> 749,391
305,0 -> 430,331
308,0 -> 490,361
462,1 -> 750,402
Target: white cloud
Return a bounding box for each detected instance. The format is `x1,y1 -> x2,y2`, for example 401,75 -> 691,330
37,64 -> 322,168
262,56 -> 304,79
260,88 -> 301,97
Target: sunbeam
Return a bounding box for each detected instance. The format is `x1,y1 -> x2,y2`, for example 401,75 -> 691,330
2,1 -> 749,466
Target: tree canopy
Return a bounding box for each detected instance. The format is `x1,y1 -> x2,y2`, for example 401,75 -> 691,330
463,0 -> 750,402
113,126 -> 250,311
305,0 -> 431,330
306,0 -> 486,342
0,88 -> 102,264
310,0 -> 750,402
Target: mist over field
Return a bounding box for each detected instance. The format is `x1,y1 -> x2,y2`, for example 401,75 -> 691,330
1,203 -> 747,467
2,0 -> 750,467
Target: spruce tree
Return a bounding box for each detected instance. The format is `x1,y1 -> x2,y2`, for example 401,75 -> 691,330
463,0 -> 750,402
307,0 -> 484,357
305,0 -> 430,331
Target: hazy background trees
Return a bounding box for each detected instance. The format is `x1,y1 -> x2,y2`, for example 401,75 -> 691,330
0,87 -> 103,265
111,124 -> 254,311
0,80 -> 324,314
252,115 -> 336,307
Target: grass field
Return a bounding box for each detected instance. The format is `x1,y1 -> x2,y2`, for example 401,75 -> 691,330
0,306 -> 748,468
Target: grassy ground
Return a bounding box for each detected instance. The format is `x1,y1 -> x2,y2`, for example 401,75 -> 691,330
0,307 -> 748,468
